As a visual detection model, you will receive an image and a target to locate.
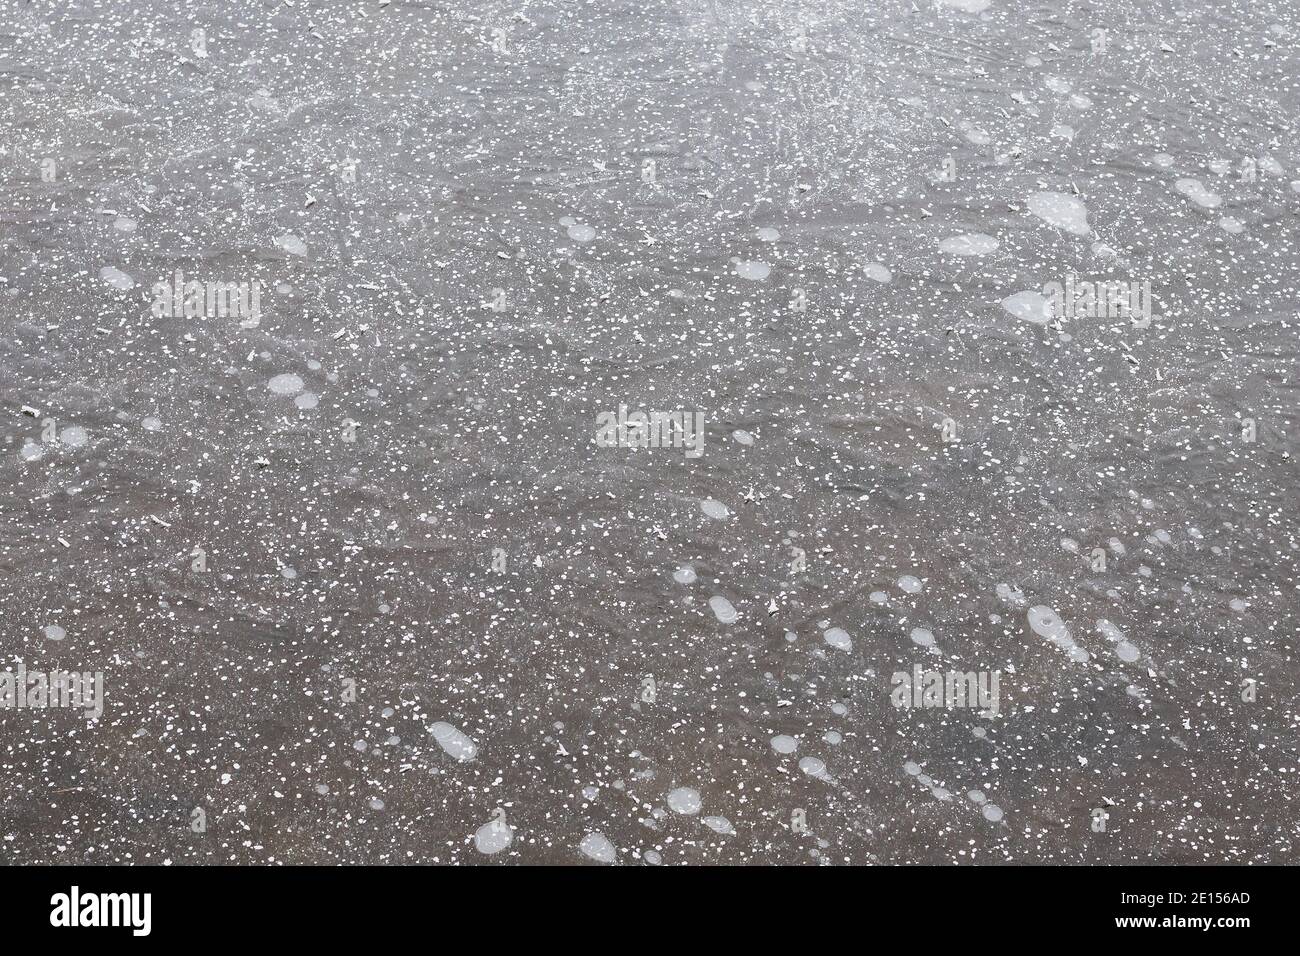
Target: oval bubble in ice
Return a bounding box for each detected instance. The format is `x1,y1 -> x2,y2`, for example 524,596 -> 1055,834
1115,641 -> 1140,663
429,722 -> 478,762
708,596 -> 737,624
268,373 -> 305,396
1027,605 -> 1068,639
799,757 -> 828,779
666,787 -> 702,815
823,627 -> 852,651
578,832 -> 617,863
99,266 -> 135,290
770,734 -> 799,754
474,816 -> 514,855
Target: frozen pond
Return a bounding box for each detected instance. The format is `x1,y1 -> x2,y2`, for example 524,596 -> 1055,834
0,0 -> 1297,865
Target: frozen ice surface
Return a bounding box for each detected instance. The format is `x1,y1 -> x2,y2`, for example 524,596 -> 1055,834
0,0 -> 1296,868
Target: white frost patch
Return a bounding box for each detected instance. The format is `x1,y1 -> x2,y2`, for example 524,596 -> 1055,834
1027,191 -> 1091,236
1174,178 -> 1222,208
734,260 -> 771,281
897,574 -> 923,594
275,233 -> 308,256
99,266 -> 135,290
44,625 -> 66,641
997,582 -> 1027,607
700,498 -> 730,519
567,223 -> 596,242
938,233 -> 999,256
938,0 -> 991,11
267,373 -> 305,396
1001,290 -> 1052,324
60,425 -> 89,448
863,262 -> 892,283
429,721 -> 477,762
909,627 -> 936,648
